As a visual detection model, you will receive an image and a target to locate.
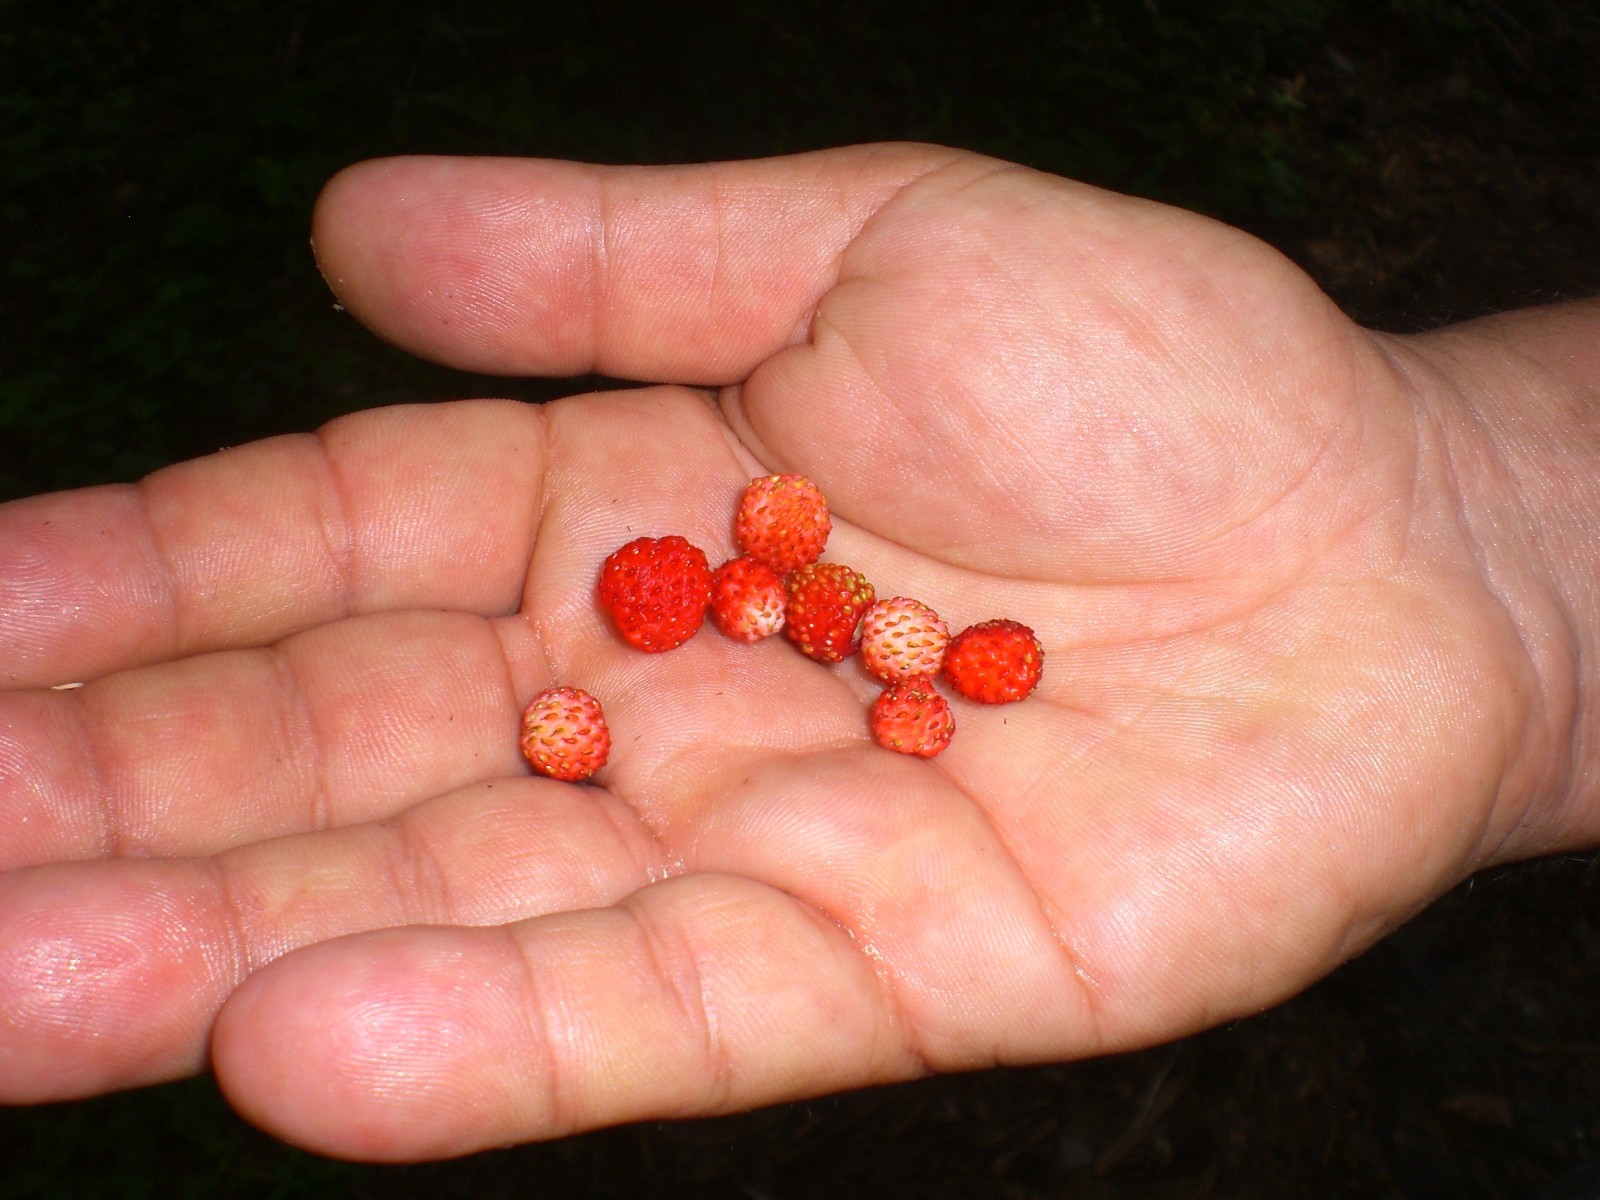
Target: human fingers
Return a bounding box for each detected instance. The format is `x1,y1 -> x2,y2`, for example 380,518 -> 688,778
0,778 -> 665,1104
0,385 -> 822,867
309,143 -> 968,383
0,399 -> 545,689
0,607 -> 525,868
211,877 -> 913,1161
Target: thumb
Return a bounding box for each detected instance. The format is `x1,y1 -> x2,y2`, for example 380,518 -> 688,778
728,161 -> 1394,583
310,143 -> 966,384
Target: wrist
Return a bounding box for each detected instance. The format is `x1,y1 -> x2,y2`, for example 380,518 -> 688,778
1394,298 -> 1600,857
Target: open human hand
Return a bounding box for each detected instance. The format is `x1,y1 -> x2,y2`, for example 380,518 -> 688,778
1,144 -> 1588,1160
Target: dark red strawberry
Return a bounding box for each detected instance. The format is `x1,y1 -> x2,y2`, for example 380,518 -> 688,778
598,535 -> 712,652
784,562 -> 875,663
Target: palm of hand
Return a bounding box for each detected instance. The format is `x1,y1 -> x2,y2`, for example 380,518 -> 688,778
0,146 -> 1530,1159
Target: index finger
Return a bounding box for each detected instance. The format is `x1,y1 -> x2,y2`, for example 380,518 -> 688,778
0,399 -> 545,688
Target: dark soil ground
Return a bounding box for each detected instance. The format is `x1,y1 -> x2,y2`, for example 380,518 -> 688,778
3,3 -> 1600,1197
1265,2 -> 1600,331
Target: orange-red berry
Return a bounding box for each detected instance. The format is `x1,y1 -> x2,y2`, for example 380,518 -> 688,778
710,556 -> 787,642
736,474 -> 831,574
942,619 -> 1044,704
871,677 -> 955,757
520,686 -> 610,782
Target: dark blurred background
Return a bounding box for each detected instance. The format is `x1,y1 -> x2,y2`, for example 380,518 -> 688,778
3,1 -> 1600,1196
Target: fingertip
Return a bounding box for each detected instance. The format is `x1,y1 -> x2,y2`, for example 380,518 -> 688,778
309,156 -> 398,298
210,877 -> 908,1162
310,156 -> 514,372
213,926 -> 538,1162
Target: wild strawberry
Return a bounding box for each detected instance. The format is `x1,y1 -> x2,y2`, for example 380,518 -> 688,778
942,619 -> 1044,704
520,686 -> 610,782
871,677 -> 955,758
784,562 -> 875,664
599,535 -> 713,652
709,556 -> 787,642
736,473 -> 831,574
859,597 -> 950,683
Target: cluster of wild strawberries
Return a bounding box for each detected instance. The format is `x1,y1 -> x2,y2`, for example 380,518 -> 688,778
519,474 -> 1043,782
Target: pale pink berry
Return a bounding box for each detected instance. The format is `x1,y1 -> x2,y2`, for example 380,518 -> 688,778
709,556 -> 787,642
859,597 -> 950,683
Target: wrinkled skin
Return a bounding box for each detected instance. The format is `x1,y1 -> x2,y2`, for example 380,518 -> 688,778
0,144 -> 1588,1160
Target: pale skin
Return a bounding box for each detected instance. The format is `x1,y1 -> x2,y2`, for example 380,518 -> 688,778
1,143 -> 1597,1161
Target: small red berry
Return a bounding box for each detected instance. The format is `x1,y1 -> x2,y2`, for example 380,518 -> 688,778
520,686 -> 610,781
942,619 -> 1044,704
599,535 -> 712,652
709,556 -> 787,642
871,677 -> 955,757
859,597 -> 950,683
784,561 -> 875,664
736,474 -> 831,574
